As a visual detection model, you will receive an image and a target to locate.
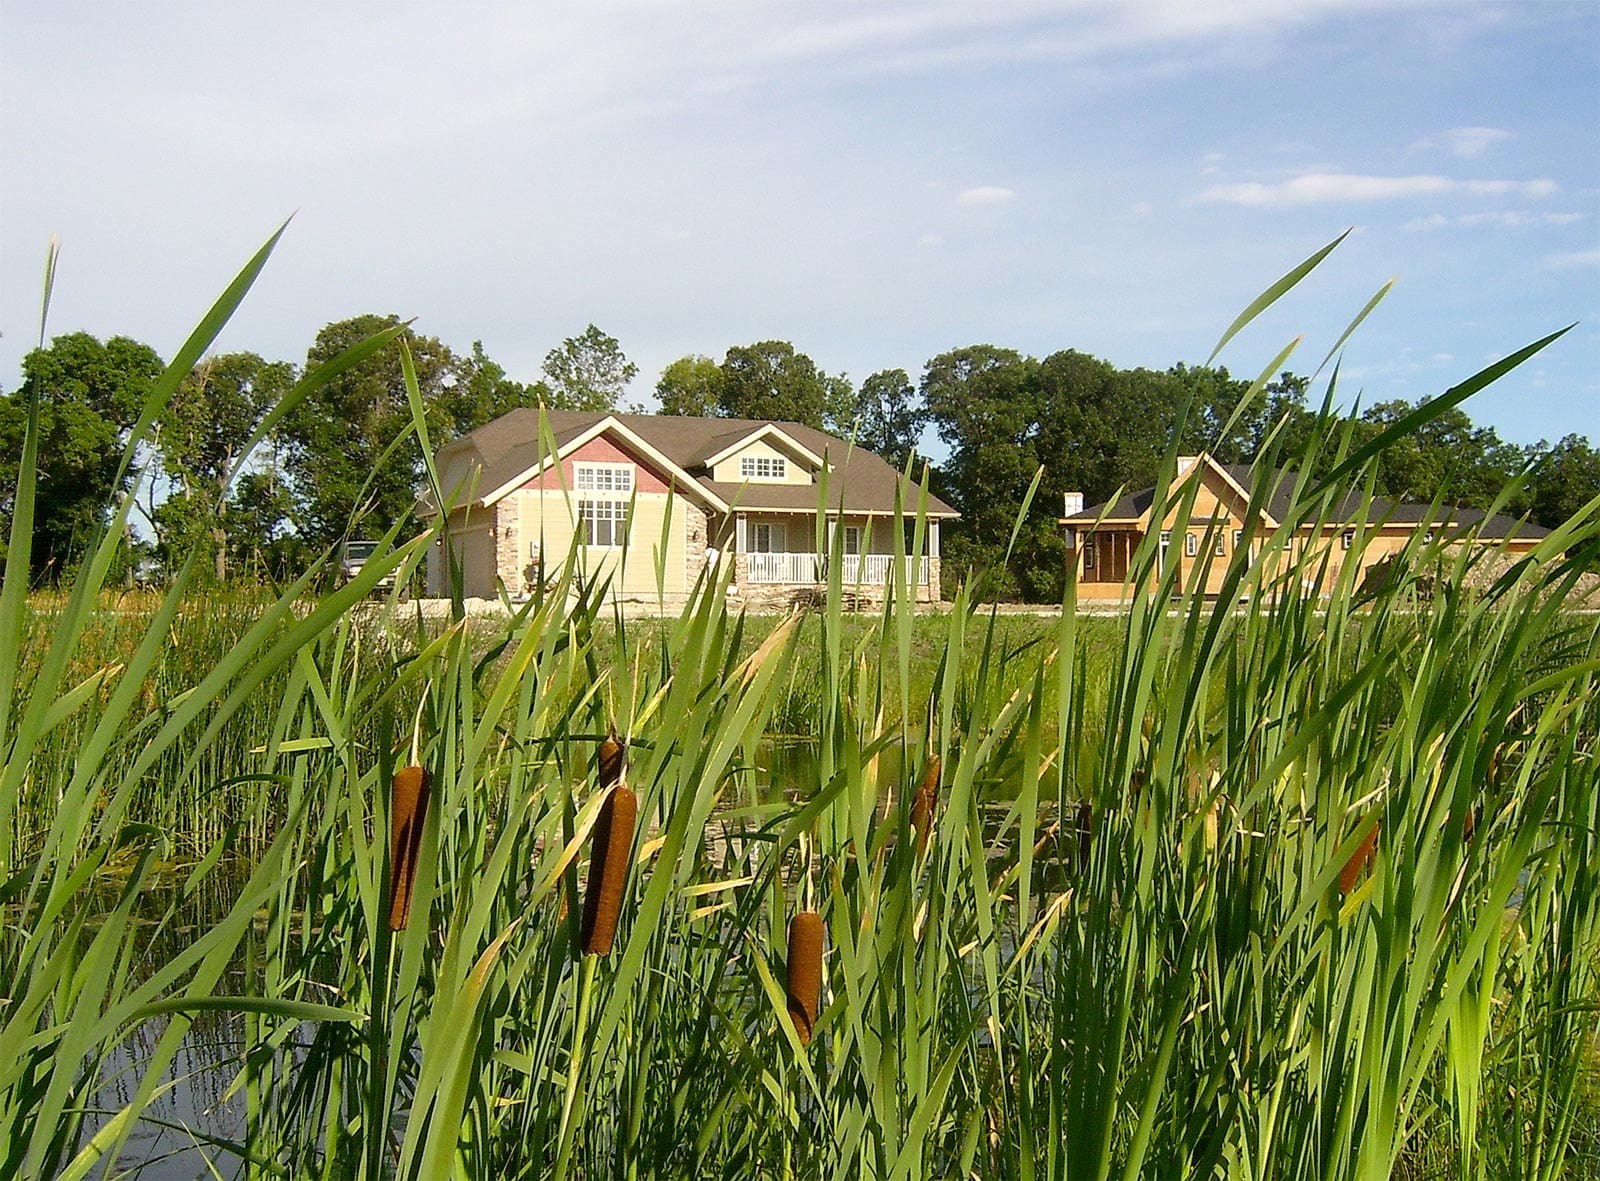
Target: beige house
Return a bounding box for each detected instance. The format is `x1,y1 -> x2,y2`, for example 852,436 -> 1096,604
1061,454 -> 1548,601
422,410 -> 957,605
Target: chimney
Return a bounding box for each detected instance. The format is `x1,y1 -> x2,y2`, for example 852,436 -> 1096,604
1063,492 -> 1084,517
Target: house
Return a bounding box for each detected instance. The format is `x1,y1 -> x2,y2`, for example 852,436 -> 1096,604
1060,454 -> 1548,601
421,410 -> 957,604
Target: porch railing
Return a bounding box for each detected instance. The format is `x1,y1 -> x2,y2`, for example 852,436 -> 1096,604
745,552 -> 931,585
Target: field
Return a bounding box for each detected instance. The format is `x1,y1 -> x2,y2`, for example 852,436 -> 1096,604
4,240 -> 1599,1179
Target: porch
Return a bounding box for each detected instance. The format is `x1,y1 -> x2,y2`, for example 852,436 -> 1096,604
744,551 -> 934,586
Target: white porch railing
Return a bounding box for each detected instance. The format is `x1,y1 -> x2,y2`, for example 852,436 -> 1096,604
745,552 -> 931,585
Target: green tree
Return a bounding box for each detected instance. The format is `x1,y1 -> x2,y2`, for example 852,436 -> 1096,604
855,368 -> 926,470
655,355 -> 724,417
719,341 -> 829,426
0,332 -> 164,579
821,371 -> 857,437
1354,399 -> 1524,510
1527,434 -> 1600,529
920,345 -> 1039,597
460,341 -> 546,427
541,325 -> 636,412
281,315 -> 469,550
158,351 -> 295,580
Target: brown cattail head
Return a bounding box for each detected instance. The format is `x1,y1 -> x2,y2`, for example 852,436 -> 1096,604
598,733 -> 626,791
580,784 -> 637,957
387,766 -> 432,930
909,756 -> 941,856
1339,820 -> 1380,895
785,911 -> 824,1046
1073,801 -> 1094,869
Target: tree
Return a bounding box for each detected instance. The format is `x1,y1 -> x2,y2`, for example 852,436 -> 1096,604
281,315 -> 469,550
459,341 -> 546,428
541,325 -> 636,412
655,354 -> 724,417
158,351 -> 295,580
1353,398 -> 1524,511
821,371 -> 857,437
920,345 -> 1038,596
719,341 -> 830,426
0,332 -> 164,579
855,368 -> 925,471
1527,434 -> 1600,529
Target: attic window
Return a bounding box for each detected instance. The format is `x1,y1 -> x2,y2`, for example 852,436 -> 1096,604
576,463 -> 633,493
740,455 -> 786,480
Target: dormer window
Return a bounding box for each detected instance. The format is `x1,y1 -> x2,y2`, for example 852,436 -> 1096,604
740,455 -> 786,480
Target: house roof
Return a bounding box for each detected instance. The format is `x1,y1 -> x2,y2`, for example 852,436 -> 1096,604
434,409 -> 959,518
1062,456 -> 1549,541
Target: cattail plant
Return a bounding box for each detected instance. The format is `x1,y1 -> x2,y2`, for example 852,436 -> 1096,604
909,755 -> 941,855
580,735 -> 635,957
1339,819 -> 1380,895
387,765 -> 431,930
785,911 -> 824,1046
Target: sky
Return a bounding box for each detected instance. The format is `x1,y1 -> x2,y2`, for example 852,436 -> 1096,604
2,1 -> 1597,451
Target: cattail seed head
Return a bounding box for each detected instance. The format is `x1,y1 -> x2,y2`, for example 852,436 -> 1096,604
387,766 -> 431,930
1339,821 -> 1380,895
598,733 -> 625,791
909,756 -> 941,856
785,911 -> 824,1046
580,783 -> 636,957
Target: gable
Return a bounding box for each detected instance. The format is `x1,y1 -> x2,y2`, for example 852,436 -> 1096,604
708,435 -> 816,485
518,433 -> 672,494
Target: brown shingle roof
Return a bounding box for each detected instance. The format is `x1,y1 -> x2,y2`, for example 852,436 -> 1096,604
1063,458 -> 1548,541
440,410 -> 959,518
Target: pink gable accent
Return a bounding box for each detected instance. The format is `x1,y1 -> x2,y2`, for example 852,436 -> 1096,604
520,431 -> 671,493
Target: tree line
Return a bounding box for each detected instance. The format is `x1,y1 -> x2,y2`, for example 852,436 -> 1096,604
3,318 -> 1595,598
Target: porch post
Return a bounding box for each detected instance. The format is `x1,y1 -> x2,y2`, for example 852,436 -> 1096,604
734,513 -> 748,591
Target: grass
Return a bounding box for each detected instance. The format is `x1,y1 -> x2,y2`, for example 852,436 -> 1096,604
2,229 -> 1598,1179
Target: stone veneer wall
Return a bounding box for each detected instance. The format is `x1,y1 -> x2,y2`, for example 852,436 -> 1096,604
684,501 -> 709,591
494,500 -> 523,595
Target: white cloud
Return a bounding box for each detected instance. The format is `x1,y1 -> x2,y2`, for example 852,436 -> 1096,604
957,185 -> 1016,206
1415,126 -> 1514,158
1200,173 -> 1454,206
1199,172 -> 1560,207
1405,209 -> 1587,230
1543,248 -> 1600,269
1431,352 -> 1454,362
1464,177 -> 1558,197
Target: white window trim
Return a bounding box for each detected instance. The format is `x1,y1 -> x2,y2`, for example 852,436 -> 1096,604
739,455 -> 787,480
1184,532 -> 1198,558
752,522 -> 785,553
579,498 -> 629,547
842,524 -> 863,555
575,463 -> 634,494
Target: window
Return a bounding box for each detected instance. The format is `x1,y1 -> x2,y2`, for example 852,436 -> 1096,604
752,522 -> 785,553
1341,530 -> 1354,550
576,463 -> 633,494
843,525 -> 862,555
1159,530 -> 1171,547
1233,529 -> 1243,551
1083,539 -> 1096,570
740,455 -> 787,480
1423,530 -> 1434,544
579,499 -> 628,547
1215,534 -> 1226,556
1184,532 -> 1198,558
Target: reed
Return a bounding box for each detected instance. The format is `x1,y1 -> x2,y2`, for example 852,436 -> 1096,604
6,228 -> 1597,1181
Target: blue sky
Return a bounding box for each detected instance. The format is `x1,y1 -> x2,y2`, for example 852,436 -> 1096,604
3,1 -> 1596,449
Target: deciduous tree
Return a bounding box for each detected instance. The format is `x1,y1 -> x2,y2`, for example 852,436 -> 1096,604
541,324 -> 636,412
0,332 -> 164,578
